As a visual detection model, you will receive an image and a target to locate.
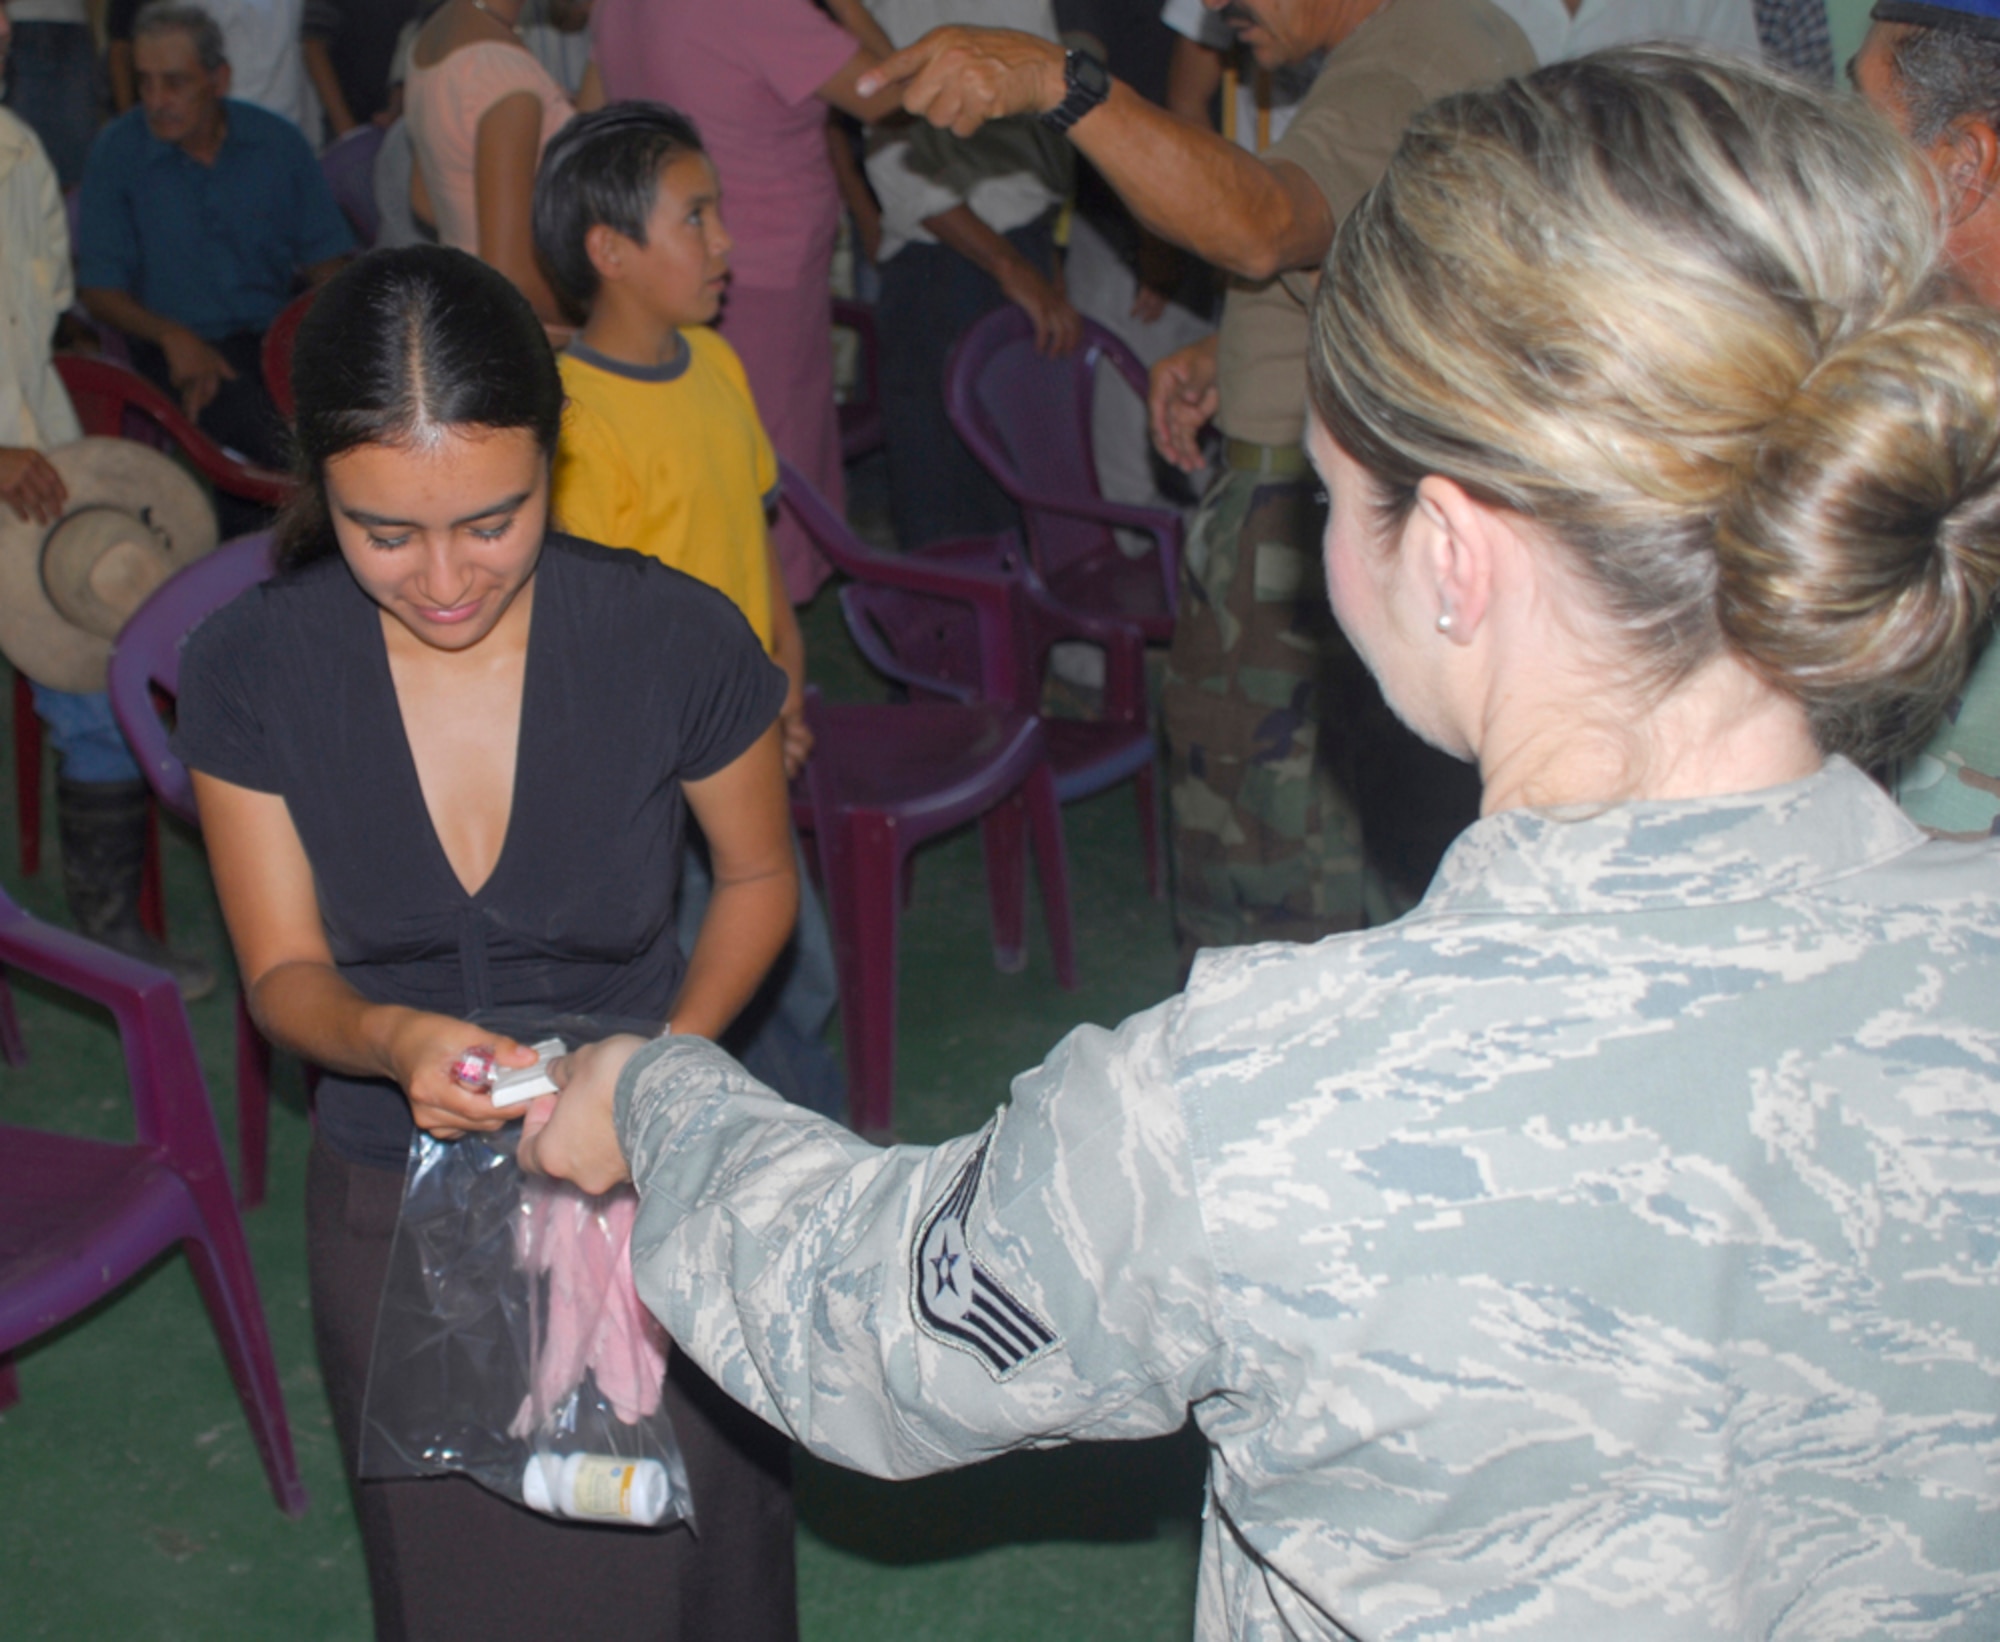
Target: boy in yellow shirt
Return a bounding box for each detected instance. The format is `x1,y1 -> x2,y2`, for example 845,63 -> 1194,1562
535,104 -> 839,1116
537,103 -> 809,772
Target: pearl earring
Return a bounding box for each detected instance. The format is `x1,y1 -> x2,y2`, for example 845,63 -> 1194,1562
1436,611 -> 1453,634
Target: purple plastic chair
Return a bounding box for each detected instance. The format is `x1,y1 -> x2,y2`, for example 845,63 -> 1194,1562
109,533 -> 282,1206
944,306 -> 1182,643
778,462 -> 1162,899
55,355 -> 294,509
802,689 -> 1075,1138
320,123 -> 385,247
0,883 -> 307,1516
16,359 -> 288,924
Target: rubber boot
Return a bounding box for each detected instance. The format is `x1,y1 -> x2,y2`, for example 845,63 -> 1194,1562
56,776 -> 217,1002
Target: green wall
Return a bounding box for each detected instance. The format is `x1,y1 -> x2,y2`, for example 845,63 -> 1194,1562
1829,0 -> 1872,72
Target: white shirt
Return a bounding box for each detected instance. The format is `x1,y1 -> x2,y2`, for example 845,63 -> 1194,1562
1158,0 -> 1309,151
207,0 -> 325,144
1487,0 -> 1758,63
4,0 -> 90,25
0,109 -> 82,451
863,0 -> 1070,261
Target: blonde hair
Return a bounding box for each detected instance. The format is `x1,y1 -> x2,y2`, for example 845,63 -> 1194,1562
1309,46 -> 2000,765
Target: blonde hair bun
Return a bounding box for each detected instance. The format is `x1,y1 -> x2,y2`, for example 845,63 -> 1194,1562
1308,45 -> 2000,762
1720,309 -> 2000,763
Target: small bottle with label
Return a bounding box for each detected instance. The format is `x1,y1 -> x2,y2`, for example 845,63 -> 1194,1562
521,1452 -> 671,1527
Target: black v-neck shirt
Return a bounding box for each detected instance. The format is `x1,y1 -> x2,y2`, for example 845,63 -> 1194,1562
176,533 -> 786,1166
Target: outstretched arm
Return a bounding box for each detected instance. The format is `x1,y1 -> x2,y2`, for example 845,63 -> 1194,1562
521,1015 -> 1223,1479
859,26 -> 1332,282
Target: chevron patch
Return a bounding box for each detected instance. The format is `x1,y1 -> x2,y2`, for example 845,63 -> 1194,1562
912,1141 -> 1059,1380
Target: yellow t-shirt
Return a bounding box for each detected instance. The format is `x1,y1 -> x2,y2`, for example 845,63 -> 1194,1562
553,328 -> 779,652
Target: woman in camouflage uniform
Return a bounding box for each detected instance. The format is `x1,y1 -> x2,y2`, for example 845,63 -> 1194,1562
525,47 -> 2000,1642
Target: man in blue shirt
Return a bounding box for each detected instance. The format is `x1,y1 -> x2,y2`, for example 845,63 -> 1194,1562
77,2 -> 352,470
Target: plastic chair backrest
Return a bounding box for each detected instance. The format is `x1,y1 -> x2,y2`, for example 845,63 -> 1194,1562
945,307 -> 1150,587
776,461 -> 1021,703
261,290 -> 318,422
320,123 -> 386,246
108,532 -> 280,826
53,354 -> 294,508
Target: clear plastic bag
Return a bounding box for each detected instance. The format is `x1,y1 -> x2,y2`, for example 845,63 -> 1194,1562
357,1123 -> 694,1531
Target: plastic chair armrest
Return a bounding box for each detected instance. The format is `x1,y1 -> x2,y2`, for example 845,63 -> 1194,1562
189,452 -> 293,509
106,652 -> 197,824
1016,492 -> 1183,616
0,907 -> 182,1014
836,586 -> 982,705
1019,580 -> 1149,722
0,905 -> 214,1150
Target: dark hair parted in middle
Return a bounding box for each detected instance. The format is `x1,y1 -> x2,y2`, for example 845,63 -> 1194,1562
275,245 -> 564,571
532,101 -> 709,317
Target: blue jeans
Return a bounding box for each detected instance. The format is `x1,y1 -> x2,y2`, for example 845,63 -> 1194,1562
1,21 -> 100,190
29,684 -> 141,785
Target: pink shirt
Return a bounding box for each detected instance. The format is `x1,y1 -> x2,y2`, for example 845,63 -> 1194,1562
591,0 -> 858,292
405,40 -> 574,256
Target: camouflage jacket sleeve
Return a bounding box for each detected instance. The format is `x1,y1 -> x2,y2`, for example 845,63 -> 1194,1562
1898,624 -> 2000,839
613,1012 -> 1226,1479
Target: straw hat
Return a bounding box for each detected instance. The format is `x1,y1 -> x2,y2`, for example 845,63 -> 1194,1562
0,439 -> 218,694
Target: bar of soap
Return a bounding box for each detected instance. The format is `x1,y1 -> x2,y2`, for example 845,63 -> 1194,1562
490,1038 -> 567,1108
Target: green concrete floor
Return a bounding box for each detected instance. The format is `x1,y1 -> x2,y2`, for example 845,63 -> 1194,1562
0,563 -> 1205,1639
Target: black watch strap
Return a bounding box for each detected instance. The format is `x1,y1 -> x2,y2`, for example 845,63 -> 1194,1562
1041,48 -> 1111,136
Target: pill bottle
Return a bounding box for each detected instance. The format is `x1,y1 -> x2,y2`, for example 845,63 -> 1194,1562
522,1452 -> 671,1526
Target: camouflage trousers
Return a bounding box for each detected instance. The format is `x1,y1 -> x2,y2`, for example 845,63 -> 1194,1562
1160,465 -> 1368,958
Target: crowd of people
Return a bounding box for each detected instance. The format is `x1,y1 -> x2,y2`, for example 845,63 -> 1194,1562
4,0 -> 1999,1637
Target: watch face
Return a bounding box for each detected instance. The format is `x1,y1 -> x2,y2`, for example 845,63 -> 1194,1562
1074,51 -> 1111,98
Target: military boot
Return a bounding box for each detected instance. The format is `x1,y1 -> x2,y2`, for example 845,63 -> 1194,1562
56,776 -> 217,1002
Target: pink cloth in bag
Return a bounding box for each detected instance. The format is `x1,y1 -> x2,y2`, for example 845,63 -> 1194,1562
508,1178 -> 670,1437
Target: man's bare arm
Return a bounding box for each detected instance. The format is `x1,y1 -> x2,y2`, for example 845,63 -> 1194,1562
860,26 -> 1332,281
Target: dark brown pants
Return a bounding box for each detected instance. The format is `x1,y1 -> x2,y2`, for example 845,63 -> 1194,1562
307,1134 -> 799,1642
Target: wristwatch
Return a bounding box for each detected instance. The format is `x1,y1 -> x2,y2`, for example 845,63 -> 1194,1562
1041,48 -> 1111,136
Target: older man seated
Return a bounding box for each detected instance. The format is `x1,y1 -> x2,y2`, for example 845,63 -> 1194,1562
76,1 -> 352,471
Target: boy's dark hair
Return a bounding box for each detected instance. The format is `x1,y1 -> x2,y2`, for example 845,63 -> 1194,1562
276,245 -> 565,570
533,101 -> 708,317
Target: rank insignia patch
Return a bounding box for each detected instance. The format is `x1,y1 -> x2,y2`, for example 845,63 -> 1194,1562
913,1141 -> 1058,1379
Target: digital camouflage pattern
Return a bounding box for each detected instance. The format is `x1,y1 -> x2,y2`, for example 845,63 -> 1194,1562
616,757 -> 2000,1640
1160,471 -> 1369,959
1898,627 -> 2000,838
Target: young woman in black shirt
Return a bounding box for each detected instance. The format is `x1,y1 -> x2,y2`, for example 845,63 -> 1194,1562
178,244 -> 802,1640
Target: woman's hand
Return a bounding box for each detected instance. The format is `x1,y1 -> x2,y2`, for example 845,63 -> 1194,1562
517,1034 -> 649,1193
381,1010 -> 541,1140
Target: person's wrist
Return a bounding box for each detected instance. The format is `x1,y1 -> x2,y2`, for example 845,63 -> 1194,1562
1040,45 -> 1110,133
1039,39 -> 1069,114
366,1001 -> 427,1080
